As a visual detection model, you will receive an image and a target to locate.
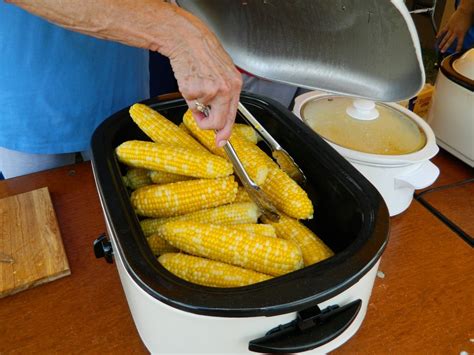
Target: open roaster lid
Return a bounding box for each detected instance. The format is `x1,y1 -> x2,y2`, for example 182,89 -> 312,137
301,96 -> 427,155
177,0 -> 425,101
91,93 -> 389,318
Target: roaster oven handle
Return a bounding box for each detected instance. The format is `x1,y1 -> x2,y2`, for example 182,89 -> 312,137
248,299 -> 362,353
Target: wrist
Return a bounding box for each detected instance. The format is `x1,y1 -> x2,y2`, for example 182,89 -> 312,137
458,0 -> 474,17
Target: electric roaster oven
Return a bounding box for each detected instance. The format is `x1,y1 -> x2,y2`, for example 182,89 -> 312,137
92,93 -> 388,354
91,1 -> 425,353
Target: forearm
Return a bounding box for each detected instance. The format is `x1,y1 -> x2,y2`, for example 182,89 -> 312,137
458,0 -> 474,17
5,0 -> 204,57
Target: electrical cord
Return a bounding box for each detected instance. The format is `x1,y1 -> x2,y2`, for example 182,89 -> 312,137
415,177 -> 474,198
414,177 -> 474,247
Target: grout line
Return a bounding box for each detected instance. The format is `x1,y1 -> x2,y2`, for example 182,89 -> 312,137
416,196 -> 474,247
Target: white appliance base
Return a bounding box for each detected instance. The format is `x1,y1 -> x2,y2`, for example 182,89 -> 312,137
104,218 -> 381,354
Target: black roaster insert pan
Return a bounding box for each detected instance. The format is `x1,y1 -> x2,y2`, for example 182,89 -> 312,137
91,92 -> 389,317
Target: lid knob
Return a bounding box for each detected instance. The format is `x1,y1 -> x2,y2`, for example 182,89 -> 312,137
346,99 -> 379,121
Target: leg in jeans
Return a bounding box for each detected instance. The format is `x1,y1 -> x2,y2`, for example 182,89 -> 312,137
0,146 -> 76,179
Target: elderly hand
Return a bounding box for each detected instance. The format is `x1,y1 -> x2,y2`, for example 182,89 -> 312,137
165,10 -> 242,147
437,6 -> 473,53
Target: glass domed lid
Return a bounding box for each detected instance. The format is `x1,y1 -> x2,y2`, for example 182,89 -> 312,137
301,96 -> 426,155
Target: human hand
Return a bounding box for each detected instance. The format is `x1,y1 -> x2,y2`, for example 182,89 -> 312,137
164,10 -> 242,147
437,7 -> 473,53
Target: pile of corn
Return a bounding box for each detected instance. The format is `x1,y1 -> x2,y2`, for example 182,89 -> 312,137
116,103 -> 334,288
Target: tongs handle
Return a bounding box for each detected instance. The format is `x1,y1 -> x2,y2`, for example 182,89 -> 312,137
222,143 -> 257,190
237,102 -> 281,150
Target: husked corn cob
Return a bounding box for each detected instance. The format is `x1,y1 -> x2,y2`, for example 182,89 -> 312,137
159,253 -> 272,287
178,122 -> 191,135
131,177 -> 238,218
149,170 -> 193,184
183,110 -> 224,156
183,110 -> 269,185
233,123 -> 260,144
129,103 -> 207,153
261,167 -> 314,219
234,186 -> 251,202
140,202 -> 260,236
183,110 -> 313,218
232,224 -> 276,238
160,221 -> 304,276
147,234 -> 178,255
123,168 -> 152,190
116,140 -> 233,179
272,150 -> 303,182
263,214 -> 333,266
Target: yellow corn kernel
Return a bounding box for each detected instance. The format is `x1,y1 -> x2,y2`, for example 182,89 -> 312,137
140,202 -> 260,236
233,123 -> 260,144
131,177 -> 238,218
116,140 -> 233,179
160,221 -> 304,276
147,234 -> 178,255
149,170 -> 193,185
234,186 -> 252,202
261,167 -> 314,220
183,110 -> 269,185
159,253 -> 272,287
263,214 -> 333,266
232,224 -> 276,238
129,103 -> 207,153
122,168 -> 152,190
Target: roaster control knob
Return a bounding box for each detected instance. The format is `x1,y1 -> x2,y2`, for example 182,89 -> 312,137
93,234 -> 114,264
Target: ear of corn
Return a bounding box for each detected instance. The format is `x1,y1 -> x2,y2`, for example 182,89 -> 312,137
123,168 -> 152,190
233,123 -> 260,144
272,150 -> 303,183
116,140 -> 233,179
159,253 -> 272,287
183,110 -> 313,219
234,186 -> 252,203
183,110 -> 224,156
183,110 -> 269,185
262,214 -> 333,266
140,202 -> 260,236
232,224 -> 276,238
178,122 -> 192,136
261,167 -> 314,219
147,234 -> 178,255
149,170 -> 193,185
160,221 -> 304,276
129,103 -> 207,153
131,177 -> 238,218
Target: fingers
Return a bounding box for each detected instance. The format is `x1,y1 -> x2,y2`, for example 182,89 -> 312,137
215,90 -> 240,145
181,69 -> 242,146
456,34 -> 465,53
439,31 -> 456,53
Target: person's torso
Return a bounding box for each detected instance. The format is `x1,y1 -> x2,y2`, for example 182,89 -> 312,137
0,3 -> 150,153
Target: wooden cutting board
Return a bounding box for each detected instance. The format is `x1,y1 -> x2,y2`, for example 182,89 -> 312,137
0,187 -> 70,298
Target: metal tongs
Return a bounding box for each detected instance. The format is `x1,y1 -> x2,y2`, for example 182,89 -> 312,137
237,102 -> 306,186
195,102 -> 280,221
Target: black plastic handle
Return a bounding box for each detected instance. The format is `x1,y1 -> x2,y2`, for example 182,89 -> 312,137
93,234 -> 114,264
249,299 -> 362,353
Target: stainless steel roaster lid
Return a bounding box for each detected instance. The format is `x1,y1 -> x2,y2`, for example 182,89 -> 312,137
177,0 -> 425,101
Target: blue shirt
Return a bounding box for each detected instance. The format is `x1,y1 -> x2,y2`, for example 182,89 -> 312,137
0,4 -> 150,154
